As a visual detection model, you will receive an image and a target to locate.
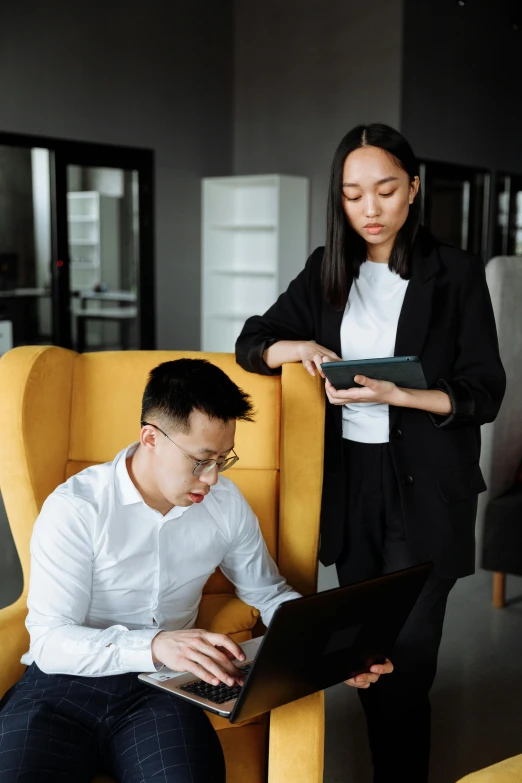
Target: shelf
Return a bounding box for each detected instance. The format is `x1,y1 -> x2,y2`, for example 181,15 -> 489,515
202,174 -> 309,352
210,224 -> 276,232
209,313 -> 254,322
69,240 -> 99,246
210,269 -> 276,278
67,192 -> 99,199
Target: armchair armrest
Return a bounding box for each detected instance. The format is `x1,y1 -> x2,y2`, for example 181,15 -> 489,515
268,691 -> 324,783
456,755 -> 522,782
0,597 -> 29,698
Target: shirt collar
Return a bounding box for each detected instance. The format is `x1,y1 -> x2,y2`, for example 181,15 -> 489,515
115,443 -> 145,506
115,442 -> 192,519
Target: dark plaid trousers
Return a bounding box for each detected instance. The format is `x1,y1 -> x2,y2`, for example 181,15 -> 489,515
0,663 -> 226,783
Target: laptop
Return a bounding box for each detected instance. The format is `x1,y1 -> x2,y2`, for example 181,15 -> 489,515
139,562 -> 432,723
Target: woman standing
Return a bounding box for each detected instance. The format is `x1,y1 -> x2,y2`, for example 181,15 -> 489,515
235,124 -> 505,783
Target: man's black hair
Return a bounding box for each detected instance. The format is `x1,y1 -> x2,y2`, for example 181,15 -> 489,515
141,358 -> 254,432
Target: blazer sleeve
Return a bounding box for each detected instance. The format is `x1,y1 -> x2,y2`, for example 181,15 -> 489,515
430,255 -> 506,428
235,248 -> 322,376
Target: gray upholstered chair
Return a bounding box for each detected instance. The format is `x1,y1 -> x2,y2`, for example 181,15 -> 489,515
478,256 -> 522,607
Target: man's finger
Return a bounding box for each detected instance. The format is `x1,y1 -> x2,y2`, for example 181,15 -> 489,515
207,633 -> 245,661
190,651 -> 242,686
215,645 -> 236,660
182,659 -> 222,687
196,642 -> 245,680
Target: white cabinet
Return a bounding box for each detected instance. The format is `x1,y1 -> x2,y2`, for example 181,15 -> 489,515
201,175 -> 309,352
67,191 -> 120,291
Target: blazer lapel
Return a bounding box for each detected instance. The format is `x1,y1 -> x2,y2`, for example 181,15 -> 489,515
321,281 -> 351,437
394,241 -> 440,358
321,303 -> 344,358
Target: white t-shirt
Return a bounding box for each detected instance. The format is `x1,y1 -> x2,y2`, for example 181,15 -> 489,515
340,260 -> 409,443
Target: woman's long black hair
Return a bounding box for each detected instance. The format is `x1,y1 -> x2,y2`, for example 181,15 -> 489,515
322,123 -> 423,310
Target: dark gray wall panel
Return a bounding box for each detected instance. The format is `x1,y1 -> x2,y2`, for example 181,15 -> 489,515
233,0 -> 404,250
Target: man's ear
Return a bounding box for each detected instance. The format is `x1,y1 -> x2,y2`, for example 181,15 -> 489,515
141,424 -> 157,451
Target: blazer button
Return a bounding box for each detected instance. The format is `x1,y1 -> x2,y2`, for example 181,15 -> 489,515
391,427 -> 403,439
403,475 -> 414,486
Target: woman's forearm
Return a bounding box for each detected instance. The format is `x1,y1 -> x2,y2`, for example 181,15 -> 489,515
393,387 -> 452,416
263,341 -> 303,369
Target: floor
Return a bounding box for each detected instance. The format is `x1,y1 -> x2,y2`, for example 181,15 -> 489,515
1,497 -> 521,782
320,564 -> 522,783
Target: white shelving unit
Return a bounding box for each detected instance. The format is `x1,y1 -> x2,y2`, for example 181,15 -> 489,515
67,191 -> 120,291
201,174 -> 309,352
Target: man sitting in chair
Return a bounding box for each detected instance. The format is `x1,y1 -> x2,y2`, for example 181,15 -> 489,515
0,359 -> 392,783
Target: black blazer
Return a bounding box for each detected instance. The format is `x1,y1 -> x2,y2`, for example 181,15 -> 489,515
235,231 -> 506,579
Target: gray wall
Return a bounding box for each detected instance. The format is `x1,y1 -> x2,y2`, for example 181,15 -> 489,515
233,0 -> 404,250
401,0 -> 522,173
0,146 -> 36,286
0,0 -> 234,349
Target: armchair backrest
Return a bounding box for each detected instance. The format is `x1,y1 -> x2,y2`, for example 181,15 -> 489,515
0,347 -> 324,599
478,258 -> 522,547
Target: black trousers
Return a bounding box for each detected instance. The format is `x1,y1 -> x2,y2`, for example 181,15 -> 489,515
0,663 -> 225,783
336,440 -> 456,783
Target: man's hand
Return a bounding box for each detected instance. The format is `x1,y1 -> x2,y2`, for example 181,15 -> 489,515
151,629 -> 246,687
345,658 -> 394,689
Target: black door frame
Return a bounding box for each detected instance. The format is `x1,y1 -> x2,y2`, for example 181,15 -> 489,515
418,158 -> 491,261
0,131 -> 155,349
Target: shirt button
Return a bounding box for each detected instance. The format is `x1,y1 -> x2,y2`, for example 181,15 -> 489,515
403,475 -> 414,486
391,427 -> 403,439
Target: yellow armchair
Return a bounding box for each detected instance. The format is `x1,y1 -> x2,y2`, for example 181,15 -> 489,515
456,756 -> 522,782
0,346 -> 325,783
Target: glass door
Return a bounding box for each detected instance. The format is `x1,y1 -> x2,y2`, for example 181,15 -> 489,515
419,160 -> 490,258
53,141 -> 154,351
64,165 -> 140,352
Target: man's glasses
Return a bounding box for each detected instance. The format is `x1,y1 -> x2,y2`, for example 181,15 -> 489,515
141,421 -> 239,477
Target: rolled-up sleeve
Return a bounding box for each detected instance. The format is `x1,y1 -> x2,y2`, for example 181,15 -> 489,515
23,494 -> 159,676
429,255 -> 506,428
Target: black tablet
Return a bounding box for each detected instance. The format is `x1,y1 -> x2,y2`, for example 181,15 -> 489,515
320,356 -> 428,390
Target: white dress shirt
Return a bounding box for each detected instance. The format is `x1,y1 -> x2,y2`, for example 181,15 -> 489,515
21,443 -> 300,677
340,260 -> 409,443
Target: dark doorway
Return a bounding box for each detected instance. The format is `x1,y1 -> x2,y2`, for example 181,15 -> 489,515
0,131 -> 155,353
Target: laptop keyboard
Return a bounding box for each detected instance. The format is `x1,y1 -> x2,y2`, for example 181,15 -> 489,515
180,664 -> 252,705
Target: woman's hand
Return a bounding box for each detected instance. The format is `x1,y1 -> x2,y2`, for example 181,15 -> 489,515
345,658 -> 394,689
296,341 -> 341,377
325,375 -> 399,406
325,374 -> 453,416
